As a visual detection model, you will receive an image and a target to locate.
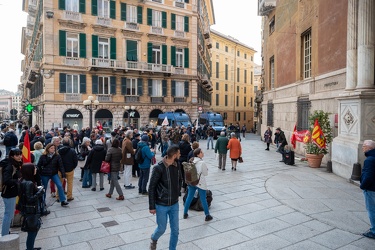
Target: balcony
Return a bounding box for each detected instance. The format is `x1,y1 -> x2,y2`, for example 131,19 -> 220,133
175,1 -> 185,8
174,30 -> 185,38
89,59 -> 174,74
27,15 -> 35,30
64,10 -> 82,22
124,96 -> 139,103
152,0 -> 162,3
64,57 -> 82,66
174,67 -> 185,75
97,95 -> 112,102
124,22 -> 139,31
150,26 -> 163,35
28,0 -> 37,17
258,0 -> 276,16
97,16 -> 111,26
64,93 -> 82,102
173,97 -> 186,103
151,97 -> 164,103
147,64 -> 172,73
91,58 -> 115,68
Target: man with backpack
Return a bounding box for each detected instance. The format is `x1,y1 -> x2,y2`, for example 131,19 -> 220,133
131,133 -> 141,177
3,129 -> 18,157
137,135 -> 155,195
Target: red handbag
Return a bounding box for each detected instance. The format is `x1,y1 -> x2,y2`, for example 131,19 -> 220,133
100,161 -> 111,173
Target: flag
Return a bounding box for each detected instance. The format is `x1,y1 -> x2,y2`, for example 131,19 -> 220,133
291,124 -> 297,149
311,119 -> 326,149
162,116 -> 169,126
22,130 -> 31,163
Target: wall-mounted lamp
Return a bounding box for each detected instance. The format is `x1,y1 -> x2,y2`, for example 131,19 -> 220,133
46,10 -> 54,19
40,69 -> 55,79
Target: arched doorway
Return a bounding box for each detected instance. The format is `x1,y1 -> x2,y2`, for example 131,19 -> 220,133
175,109 -> 186,113
95,109 -> 113,130
123,109 -> 140,129
149,109 -> 163,127
62,109 -> 83,130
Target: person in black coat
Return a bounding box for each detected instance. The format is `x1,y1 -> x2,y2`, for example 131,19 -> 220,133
275,127 -> 288,162
3,129 -> 18,157
30,130 -> 46,151
86,140 -> 107,191
131,133 -> 141,177
179,134 -> 192,192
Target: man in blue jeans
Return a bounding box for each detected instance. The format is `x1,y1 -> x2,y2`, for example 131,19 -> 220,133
148,146 -> 181,250
360,140 -> 375,240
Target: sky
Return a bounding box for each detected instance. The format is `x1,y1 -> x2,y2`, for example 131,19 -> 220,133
0,0 -> 262,93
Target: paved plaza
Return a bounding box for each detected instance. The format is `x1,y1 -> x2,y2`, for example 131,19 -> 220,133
1,134 -> 374,249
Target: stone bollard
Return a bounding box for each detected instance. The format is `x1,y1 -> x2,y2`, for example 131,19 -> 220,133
0,234 -> 20,250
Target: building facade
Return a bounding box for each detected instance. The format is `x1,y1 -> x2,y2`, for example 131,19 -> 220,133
210,29 -> 256,130
259,0 -> 375,179
21,0 -> 215,130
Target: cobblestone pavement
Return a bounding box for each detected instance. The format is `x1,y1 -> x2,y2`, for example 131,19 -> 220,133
1,134 -> 374,249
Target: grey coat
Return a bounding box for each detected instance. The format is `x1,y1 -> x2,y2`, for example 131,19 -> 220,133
105,147 -> 122,172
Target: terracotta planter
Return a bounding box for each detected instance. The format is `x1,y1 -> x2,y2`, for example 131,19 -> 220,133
306,154 -> 324,168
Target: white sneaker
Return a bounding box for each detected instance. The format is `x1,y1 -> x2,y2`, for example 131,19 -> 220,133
51,192 -> 56,197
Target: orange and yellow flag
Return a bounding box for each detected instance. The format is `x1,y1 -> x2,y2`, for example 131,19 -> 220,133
311,119 -> 326,149
22,130 -> 31,163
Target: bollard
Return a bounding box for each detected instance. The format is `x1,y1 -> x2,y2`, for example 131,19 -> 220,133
0,234 -> 20,250
326,160 -> 332,173
350,162 -> 361,181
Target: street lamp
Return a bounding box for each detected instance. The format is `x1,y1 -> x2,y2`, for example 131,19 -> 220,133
83,96 -> 99,129
124,105 -> 135,127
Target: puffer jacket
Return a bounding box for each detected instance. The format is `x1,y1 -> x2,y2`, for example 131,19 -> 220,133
138,141 -> 155,169
1,158 -> 22,198
58,145 -> 78,172
86,145 -> 106,173
148,158 -> 181,210
37,154 -> 65,178
105,146 -> 122,172
360,148 -> 375,192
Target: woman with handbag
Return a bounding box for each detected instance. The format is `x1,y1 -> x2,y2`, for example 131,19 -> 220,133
227,132 -> 242,171
105,139 -> 124,200
86,139 -> 106,191
18,163 -> 44,250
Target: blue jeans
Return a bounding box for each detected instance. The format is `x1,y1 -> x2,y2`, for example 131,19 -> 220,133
26,231 -> 38,250
151,203 -> 179,250
82,169 -> 92,187
363,190 -> 375,234
138,168 -> 150,193
207,136 -> 214,149
162,142 -> 169,157
1,197 -> 16,236
41,174 -> 66,203
184,185 -> 210,216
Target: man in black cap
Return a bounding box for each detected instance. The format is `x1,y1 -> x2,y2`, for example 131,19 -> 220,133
275,128 -> 288,162
132,133 -> 141,177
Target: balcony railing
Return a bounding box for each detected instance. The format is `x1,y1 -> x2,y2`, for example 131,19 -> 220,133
174,31 -> 185,38
174,68 -> 185,74
151,97 -> 164,103
27,15 -> 35,29
151,26 -> 163,35
97,95 -> 112,102
152,0 -> 162,3
173,97 -> 186,103
64,93 -> 82,102
175,1 -> 185,8
124,22 -> 139,30
64,10 -> 82,22
124,96 -> 139,103
97,16 -> 111,26
65,57 -> 82,66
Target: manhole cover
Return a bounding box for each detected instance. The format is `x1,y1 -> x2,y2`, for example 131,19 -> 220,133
102,220 -> 119,228
97,207 -> 111,212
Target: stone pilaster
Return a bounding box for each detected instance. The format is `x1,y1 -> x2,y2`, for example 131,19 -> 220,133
346,0 -> 358,90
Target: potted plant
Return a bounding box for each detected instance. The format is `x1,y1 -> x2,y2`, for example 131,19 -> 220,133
304,110 -> 333,168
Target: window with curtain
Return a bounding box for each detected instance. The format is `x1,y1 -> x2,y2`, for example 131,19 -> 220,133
152,80 -> 162,96
66,0 -> 79,12
175,81 -> 184,97
127,5 -> 137,23
152,45 -> 161,64
67,33 -> 79,57
98,0 -> 110,18
99,76 -> 110,94
66,74 -> 79,93
176,48 -> 183,67
153,10 -> 162,27
99,38 -> 109,59
126,40 -> 137,61
126,78 -> 137,95
176,15 -> 184,31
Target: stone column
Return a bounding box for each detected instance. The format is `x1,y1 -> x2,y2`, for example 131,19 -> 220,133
346,0 -> 358,90
356,0 -> 375,89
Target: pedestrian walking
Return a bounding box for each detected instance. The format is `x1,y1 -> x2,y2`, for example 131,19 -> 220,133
264,127 -> 272,151
121,130 -> 135,189
227,133 -> 242,171
242,124 -> 246,138
87,140 -> 107,191
214,131 -> 229,170
206,125 -> 215,150
80,137 -> 92,187
105,139 -> 124,200
138,135 -> 155,195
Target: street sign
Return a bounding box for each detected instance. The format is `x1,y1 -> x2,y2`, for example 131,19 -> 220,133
197,106 -> 203,113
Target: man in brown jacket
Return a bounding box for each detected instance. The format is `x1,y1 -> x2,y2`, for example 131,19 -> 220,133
121,130 -> 135,189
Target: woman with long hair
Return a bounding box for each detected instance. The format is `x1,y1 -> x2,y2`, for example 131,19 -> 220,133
227,132 -> 242,171
80,137 -> 92,187
105,139 -> 124,200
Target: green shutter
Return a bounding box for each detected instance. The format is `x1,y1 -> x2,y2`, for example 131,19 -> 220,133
184,81 -> 189,96
91,0 -> 97,16
126,40 -> 137,61
121,77 -> 126,95
59,73 -> 66,93
184,16 -> 189,32
110,76 -> 116,94
59,0 -> 65,10
171,46 -> 176,67
79,0 -> 85,13
110,0 -> 116,19
147,42 -> 153,63
171,13 -> 176,30
162,44 -> 167,65
147,8 -> 152,26
80,75 -> 86,93
184,48 -> 189,68
171,80 -> 176,96
59,30 -> 66,56
137,6 -> 143,24
185,0 -> 189,3
121,3 -> 127,21
79,33 -> 86,58
162,80 -> 167,96
137,78 -> 143,95
92,35 -> 98,58
92,75 -> 98,94
110,37 -> 116,60
162,11 -> 167,28
148,79 -> 153,96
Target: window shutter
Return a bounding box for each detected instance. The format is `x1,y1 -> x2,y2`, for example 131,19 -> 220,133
162,44 -> 167,65
92,35 -> 98,58
184,16 -> 189,32
59,73 -> 66,93
92,75 -> 98,94
184,48 -> 189,68
126,40 -> 137,61
120,3 -> 126,21
110,0 -> 116,19
171,13 -> 176,30
162,80 -> 167,96
171,80 -> 176,97
171,46 -> 176,66
59,0 -> 65,10
147,42 -> 153,63
148,79 -> 153,96
79,0 -> 85,14
110,37 -> 116,60
59,30 -> 66,56
80,75 -> 86,93
137,6 -> 143,24
110,76 -> 116,94
79,33 -> 86,58
147,8 -> 152,26
185,0 -> 189,3
184,81 -> 189,96
91,0 -> 97,16
162,11 -> 167,28
137,78 -> 143,95
121,77 -> 126,95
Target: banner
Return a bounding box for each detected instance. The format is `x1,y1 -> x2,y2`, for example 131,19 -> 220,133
22,130 -> 31,163
291,124 -> 310,148
161,116 -> 169,126
312,119 -> 326,148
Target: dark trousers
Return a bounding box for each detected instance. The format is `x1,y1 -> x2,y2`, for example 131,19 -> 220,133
279,145 -> 286,161
138,168 -> 150,193
132,163 -> 140,177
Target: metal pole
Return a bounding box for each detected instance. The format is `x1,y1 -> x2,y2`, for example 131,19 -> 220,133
127,110 -> 130,127
89,107 -> 93,129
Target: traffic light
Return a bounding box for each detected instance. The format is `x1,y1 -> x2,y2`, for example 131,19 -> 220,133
25,104 -> 34,113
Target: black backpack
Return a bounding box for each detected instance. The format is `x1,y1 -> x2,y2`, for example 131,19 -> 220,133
134,146 -> 144,164
3,134 -> 11,146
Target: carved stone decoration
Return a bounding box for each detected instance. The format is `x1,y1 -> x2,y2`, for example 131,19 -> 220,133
58,19 -> 87,30
340,103 -> 359,135
121,30 -> 143,40
364,103 -> 375,136
343,110 -> 354,126
171,37 -> 190,47
92,25 -> 117,36
147,34 -> 167,43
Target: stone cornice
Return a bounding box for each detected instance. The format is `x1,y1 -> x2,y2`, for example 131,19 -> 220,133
91,25 -> 117,36
147,33 -> 168,43
171,37 -> 190,47
121,29 -> 143,40
58,19 -> 87,30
